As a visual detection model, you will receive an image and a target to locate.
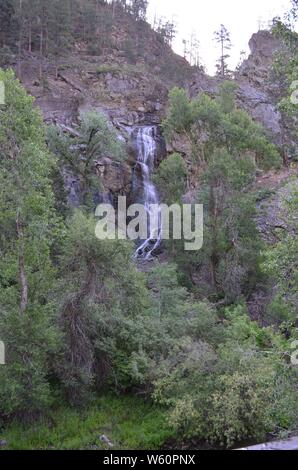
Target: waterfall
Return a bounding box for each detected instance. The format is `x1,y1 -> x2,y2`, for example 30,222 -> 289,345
132,126 -> 162,261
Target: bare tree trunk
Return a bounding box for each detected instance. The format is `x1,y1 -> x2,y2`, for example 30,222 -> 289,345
16,212 -> 28,314
17,0 -> 23,79
45,27 -> 49,55
210,185 -> 220,290
112,0 -> 116,19
28,20 -> 32,52
221,38 -> 224,77
39,25 -> 43,79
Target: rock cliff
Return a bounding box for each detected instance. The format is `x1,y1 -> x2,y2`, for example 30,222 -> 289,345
10,21 -> 295,203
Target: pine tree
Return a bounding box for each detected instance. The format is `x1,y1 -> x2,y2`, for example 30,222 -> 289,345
129,0 -> 148,20
0,0 -> 16,48
214,24 -> 232,78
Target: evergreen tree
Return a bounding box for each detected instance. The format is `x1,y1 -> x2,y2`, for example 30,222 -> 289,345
0,0 -> 16,48
156,18 -> 177,46
162,82 -> 281,299
47,110 -> 126,209
129,0 -> 148,20
54,210 -> 149,403
0,69 -> 61,418
154,153 -> 187,204
214,24 -> 232,78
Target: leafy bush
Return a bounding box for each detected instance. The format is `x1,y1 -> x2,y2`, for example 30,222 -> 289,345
163,82 -> 282,169
154,305 -> 298,448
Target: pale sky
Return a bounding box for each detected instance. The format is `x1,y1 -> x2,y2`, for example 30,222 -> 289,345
147,0 -> 293,74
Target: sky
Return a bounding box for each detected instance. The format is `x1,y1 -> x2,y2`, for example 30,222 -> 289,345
147,0 -> 293,75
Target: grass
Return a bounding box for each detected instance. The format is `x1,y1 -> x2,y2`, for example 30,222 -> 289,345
0,395 -> 174,450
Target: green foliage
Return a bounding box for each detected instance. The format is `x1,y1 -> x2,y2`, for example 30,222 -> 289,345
262,184 -> 298,324
217,81 -> 238,113
0,69 -> 60,308
168,152 -> 261,301
154,153 -> 187,204
0,69 -> 61,419
80,110 -> 125,162
47,110 -> 126,208
161,83 -> 281,300
1,0 -> 150,68
163,83 -> 282,169
0,8 -> 297,451
53,210 -> 149,402
154,305 -> 298,448
0,45 -> 15,66
154,80 -> 297,449
162,88 -> 194,139
0,395 -> 174,450
272,21 -> 298,116
0,0 -> 17,50
271,15 -> 298,158
102,263 -> 191,391
0,309 -> 59,419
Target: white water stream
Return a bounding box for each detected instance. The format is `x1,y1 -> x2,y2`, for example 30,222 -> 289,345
132,126 -> 162,260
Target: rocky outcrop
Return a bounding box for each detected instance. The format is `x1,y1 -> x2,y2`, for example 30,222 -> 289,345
235,30 -> 285,147
256,175 -> 297,244
247,166 -> 298,323
12,26 -> 295,202
17,29 -> 291,146
188,31 -> 288,150
237,30 -> 282,86
94,157 -> 131,194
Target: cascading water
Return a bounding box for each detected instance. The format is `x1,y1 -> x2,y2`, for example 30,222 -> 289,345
132,126 -> 162,260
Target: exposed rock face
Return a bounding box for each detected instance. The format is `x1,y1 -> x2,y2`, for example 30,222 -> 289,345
166,132 -> 193,157
94,157 -> 131,194
236,82 -> 283,145
19,30 -> 290,145
188,31 -> 287,150
13,28 -> 294,202
247,167 -> 298,323
238,30 -> 282,86
256,177 -> 297,244
235,30 -> 284,147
